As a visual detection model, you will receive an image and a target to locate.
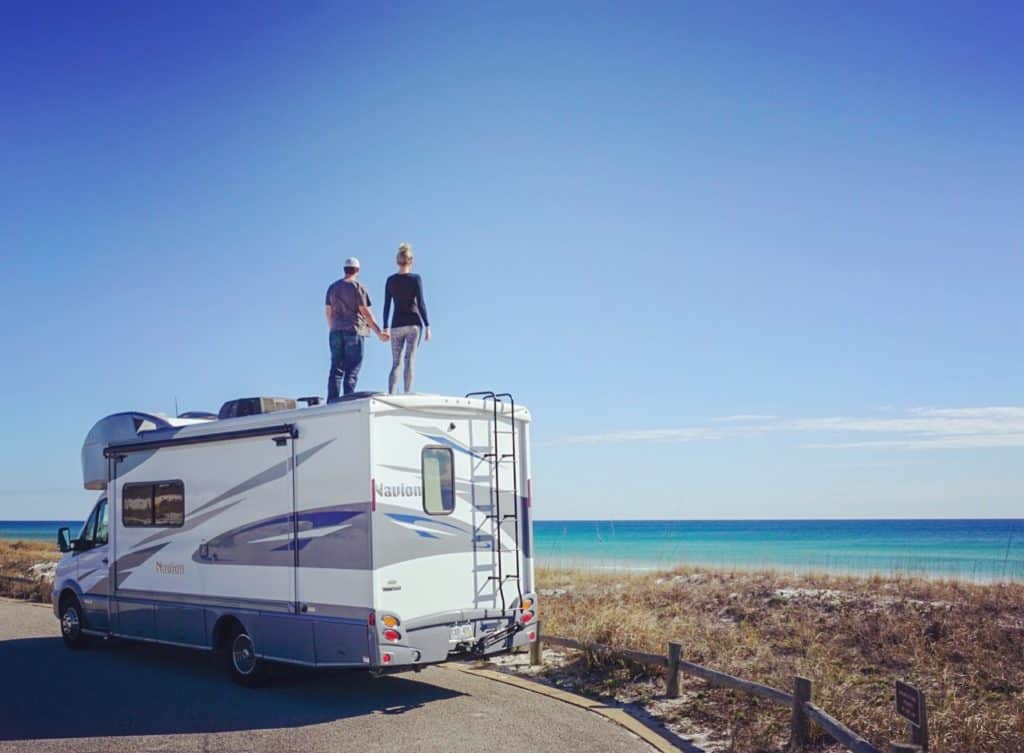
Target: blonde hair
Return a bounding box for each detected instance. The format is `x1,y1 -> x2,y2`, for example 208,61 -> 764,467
396,242 -> 414,266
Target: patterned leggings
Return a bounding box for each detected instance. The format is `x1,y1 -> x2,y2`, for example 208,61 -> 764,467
388,325 -> 421,393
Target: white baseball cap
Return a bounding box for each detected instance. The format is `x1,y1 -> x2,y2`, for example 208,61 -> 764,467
344,257 -> 361,269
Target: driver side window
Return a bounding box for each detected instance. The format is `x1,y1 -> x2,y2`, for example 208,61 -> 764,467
77,507 -> 97,549
94,499 -> 109,546
77,498 -> 108,550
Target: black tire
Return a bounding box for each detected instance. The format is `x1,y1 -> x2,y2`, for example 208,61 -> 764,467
59,595 -> 89,650
226,624 -> 269,687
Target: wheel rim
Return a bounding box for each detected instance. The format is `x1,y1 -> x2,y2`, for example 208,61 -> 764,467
61,605 -> 80,639
232,633 -> 257,675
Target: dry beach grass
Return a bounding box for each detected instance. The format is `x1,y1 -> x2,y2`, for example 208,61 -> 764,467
534,565 -> 1024,753
0,540 -> 59,602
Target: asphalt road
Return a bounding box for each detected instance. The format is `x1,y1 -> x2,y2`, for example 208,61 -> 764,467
0,599 -> 650,753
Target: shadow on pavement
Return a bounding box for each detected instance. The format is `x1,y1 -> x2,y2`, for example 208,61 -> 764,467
0,636 -> 463,740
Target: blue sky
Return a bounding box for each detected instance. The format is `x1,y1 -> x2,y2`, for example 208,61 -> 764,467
1,2 -> 1022,521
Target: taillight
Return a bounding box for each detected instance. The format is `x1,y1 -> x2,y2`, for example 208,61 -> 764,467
382,653 -> 392,664
368,611 -> 376,626
520,611 -> 534,624
383,628 -> 401,642
520,598 -> 533,611
528,631 -> 536,641
381,615 -> 400,628
371,478 -> 377,512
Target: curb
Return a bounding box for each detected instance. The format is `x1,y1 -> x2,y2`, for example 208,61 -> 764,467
443,662 -> 691,753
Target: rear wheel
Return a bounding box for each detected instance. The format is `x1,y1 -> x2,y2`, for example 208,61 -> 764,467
59,595 -> 89,650
227,625 -> 268,686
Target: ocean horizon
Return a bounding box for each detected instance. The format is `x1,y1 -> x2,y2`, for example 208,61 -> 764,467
4,518 -> 1023,583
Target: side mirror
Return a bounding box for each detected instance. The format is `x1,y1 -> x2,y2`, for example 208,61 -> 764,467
57,527 -> 73,553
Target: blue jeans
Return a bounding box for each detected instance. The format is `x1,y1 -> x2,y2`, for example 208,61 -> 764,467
327,331 -> 364,401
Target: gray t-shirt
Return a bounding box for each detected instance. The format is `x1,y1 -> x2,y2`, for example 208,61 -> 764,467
325,278 -> 372,335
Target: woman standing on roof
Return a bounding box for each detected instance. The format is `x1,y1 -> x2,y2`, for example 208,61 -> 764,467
383,242 -> 431,393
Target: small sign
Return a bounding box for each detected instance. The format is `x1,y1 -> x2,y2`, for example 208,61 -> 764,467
895,680 -> 923,726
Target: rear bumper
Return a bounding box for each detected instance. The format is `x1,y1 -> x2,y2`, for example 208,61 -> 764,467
375,609 -> 538,668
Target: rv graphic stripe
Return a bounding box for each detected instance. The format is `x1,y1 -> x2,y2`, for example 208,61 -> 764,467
188,439 -> 335,518
404,425 -> 487,460
192,503 -> 371,570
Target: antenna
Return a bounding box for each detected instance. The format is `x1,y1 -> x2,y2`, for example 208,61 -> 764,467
174,396 -> 179,417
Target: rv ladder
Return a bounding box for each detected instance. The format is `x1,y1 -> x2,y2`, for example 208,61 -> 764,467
466,391 -> 524,612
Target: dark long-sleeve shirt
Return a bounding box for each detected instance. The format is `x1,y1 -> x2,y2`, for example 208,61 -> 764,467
383,273 -> 430,329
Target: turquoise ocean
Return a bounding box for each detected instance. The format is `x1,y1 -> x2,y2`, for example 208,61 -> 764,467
534,519 -> 1024,582
4,519 -> 1023,582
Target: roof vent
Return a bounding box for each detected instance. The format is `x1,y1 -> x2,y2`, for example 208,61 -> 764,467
218,397 -> 297,420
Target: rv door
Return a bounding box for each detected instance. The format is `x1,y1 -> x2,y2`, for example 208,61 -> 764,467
74,497 -> 111,631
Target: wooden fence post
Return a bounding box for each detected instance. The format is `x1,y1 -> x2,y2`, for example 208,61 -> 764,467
790,676 -> 812,750
889,744 -> 922,753
529,632 -> 542,666
666,641 -> 682,698
911,691 -> 929,752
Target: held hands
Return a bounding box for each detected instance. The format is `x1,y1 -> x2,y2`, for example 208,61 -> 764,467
378,329 -> 391,343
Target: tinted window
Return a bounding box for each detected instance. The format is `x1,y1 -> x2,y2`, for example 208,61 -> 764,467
122,484 -> 152,527
78,506 -> 98,545
153,482 -> 184,526
422,447 -> 455,515
122,482 -> 184,527
94,499 -> 109,546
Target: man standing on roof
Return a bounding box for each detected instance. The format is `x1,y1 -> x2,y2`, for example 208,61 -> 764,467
325,257 -> 389,402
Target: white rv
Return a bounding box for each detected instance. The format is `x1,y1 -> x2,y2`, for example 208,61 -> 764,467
54,392 -> 537,684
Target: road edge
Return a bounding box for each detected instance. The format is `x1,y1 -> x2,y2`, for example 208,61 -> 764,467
442,663 -> 698,753
0,596 -> 50,608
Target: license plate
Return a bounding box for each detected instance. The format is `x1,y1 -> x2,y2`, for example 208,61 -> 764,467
450,623 -> 474,642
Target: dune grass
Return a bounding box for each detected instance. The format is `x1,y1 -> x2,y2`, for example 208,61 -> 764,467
535,565 -> 1024,753
0,540 -> 59,602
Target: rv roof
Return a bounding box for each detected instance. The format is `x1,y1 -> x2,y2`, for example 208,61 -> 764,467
135,393 -> 531,439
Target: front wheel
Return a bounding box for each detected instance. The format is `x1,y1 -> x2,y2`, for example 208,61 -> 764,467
227,627 -> 268,686
60,596 -> 89,650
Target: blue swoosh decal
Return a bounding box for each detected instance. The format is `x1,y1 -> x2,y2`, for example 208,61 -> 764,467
386,512 -> 465,533
418,432 -> 486,460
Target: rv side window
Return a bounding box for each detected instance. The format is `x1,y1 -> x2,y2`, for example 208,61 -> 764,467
154,482 -> 184,526
422,447 -> 455,515
122,485 -> 152,527
122,481 -> 185,527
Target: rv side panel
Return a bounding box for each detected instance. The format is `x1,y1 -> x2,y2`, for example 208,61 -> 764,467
111,431 -> 296,651
292,406 -> 374,666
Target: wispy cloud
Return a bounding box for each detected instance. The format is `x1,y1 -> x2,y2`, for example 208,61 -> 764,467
537,427 -> 724,446
539,406 -> 1024,450
710,414 -> 778,423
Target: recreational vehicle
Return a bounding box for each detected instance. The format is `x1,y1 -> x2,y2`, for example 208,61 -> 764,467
54,392 -> 537,684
